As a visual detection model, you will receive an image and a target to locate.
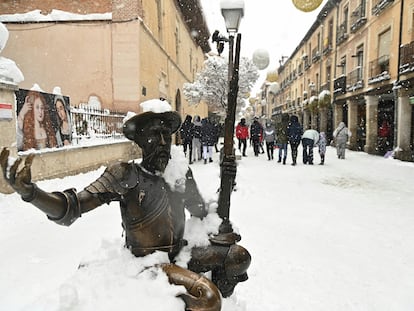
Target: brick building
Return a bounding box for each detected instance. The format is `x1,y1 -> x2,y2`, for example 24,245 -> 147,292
262,0 -> 414,161
0,0 -> 210,117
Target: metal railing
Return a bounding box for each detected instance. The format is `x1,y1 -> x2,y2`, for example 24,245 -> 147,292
347,66 -> 364,91
399,41 -> 414,74
336,21 -> 348,45
350,2 -> 367,33
368,55 -> 390,83
70,105 -> 126,143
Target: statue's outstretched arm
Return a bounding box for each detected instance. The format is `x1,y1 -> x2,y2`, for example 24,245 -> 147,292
0,147 -> 101,226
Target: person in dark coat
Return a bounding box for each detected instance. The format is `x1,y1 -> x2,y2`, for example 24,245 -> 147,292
250,116 -> 263,157
179,115 -> 194,163
287,115 -> 303,166
276,113 -> 289,164
200,117 -> 217,164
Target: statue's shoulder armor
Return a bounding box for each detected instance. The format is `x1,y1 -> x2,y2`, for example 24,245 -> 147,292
85,161 -> 139,196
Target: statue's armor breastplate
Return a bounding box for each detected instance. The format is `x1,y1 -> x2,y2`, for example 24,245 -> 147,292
120,167 -> 185,257
85,163 -> 186,257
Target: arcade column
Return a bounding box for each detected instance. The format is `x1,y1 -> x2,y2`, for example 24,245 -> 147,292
395,89 -> 413,161
347,99 -> 358,150
364,95 -> 379,154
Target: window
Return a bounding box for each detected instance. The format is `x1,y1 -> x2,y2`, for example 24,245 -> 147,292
378,29 -> 391,71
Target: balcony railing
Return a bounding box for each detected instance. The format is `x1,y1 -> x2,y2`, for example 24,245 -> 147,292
312,47 -> 321,63
368,55 -> 390,84
372,0 -> 394,16
336,21 -> 348,45
350,2 -> 367,33
399,41 -> 414,75
334,75 -> 346,95
347,66 -> 364,91
323,40 -> 333,55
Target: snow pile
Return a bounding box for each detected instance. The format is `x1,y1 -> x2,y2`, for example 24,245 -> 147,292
1,145 -> 414,310
0,22 -> 24,84
27,243 -> 186,311
140,98 -> 173,113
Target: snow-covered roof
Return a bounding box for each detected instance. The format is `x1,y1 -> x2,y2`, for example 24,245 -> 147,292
0,9 -> 111,23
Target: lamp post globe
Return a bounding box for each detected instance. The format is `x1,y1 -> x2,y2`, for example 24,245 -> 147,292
252,49 -> 270,70
220,0 -> 245,34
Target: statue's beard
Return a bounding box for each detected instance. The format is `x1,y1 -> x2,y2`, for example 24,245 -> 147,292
143,148 -> 170,173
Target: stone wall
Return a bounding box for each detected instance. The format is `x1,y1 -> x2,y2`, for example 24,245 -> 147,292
0,141 -> 142,194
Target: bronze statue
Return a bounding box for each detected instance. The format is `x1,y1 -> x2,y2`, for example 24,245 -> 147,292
0,102 -> 250,311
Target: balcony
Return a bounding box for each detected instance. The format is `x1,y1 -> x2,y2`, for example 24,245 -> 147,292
336,22 -> 348,46
350,3 -> 367,33
298,64 -> 303,76
333,75 -> 346,95
368,55 -> 390,84
372,0 -> 394,16
399,41 -> 414,75
323,40 -> 333,55
347,66 -> 364,91
312,47 -> 321,63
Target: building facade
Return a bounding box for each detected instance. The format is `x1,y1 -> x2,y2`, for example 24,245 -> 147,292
264,0 -> 413,161
0,0 -> 210,117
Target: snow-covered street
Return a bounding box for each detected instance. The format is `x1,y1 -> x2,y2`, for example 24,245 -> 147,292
1,144 -> 413,310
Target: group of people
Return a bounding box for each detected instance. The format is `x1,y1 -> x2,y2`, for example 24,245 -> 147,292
235,114 -> 353,166
179,115 -> 221,165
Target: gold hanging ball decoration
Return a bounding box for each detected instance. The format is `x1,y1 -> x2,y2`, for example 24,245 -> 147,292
292,0 -> 323,12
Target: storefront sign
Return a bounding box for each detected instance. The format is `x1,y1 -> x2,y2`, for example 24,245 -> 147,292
0,103 -> 13,120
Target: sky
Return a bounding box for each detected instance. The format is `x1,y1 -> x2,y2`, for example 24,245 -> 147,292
200,0 -> 329,94
1,142 -> 414,310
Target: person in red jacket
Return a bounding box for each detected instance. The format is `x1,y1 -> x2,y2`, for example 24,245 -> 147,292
235,118 -> 249,156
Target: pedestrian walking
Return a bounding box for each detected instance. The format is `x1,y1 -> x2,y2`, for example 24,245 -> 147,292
236,118 -> 249,157
263,121 -> 276,160
301,128 -> 319,165
317,131 -> 327,165
191,115 -> 202,163
356,119 -> 366,151
276,113 -> 289,164
250,116 -> 263,157
333,121 -> 352,159
287,115 -> 303,166
179,115 -> 193,163
212,120 -> 221,153
201,117 -> 216,164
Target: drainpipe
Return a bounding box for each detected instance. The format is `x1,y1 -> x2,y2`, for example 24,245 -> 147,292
393,0 -> 404,150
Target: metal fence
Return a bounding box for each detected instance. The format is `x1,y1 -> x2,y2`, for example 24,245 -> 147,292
70,105 -> 126,143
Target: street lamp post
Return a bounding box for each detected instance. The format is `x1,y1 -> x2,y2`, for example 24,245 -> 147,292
217,0 -> 244,235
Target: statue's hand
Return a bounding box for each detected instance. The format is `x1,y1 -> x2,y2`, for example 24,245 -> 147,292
0,147 -> 35,199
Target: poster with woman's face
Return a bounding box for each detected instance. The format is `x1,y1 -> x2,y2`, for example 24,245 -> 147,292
15,89 -> 72,151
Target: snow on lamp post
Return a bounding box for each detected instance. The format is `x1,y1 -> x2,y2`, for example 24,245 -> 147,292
217,0 -> 244,235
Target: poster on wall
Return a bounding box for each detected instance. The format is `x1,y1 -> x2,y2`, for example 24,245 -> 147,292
15,89 -> 72,152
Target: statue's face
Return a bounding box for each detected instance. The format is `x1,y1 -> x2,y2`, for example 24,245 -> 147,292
139,118 -> 172,173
